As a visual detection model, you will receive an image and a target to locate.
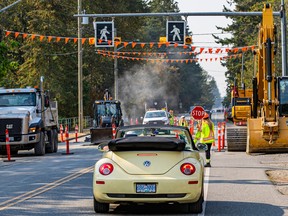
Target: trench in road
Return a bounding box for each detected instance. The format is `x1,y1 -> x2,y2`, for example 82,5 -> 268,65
0,165 -> 94,211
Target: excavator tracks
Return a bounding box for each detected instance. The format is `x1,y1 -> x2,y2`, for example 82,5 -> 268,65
226,125 -> 247,151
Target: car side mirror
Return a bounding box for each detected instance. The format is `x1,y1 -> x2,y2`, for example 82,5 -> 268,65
196,143 -> 208,151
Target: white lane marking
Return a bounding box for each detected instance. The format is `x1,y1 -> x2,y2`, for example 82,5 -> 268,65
198,166 -> 210,216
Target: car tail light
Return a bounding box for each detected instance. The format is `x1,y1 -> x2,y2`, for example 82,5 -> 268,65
99,163 -> 114,175
180,163 -> 196,175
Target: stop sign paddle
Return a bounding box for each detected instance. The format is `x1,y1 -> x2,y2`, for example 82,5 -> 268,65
191,106 -> 205,120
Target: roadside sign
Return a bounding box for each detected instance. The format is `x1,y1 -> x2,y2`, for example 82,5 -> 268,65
93,21 -> 114,47
191,106 -> 205,120
166,21 -> 185,44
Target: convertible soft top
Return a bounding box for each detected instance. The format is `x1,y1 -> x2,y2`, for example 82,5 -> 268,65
108,136 -> 186,151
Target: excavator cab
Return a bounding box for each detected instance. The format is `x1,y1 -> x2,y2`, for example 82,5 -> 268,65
278,77 -> 288,116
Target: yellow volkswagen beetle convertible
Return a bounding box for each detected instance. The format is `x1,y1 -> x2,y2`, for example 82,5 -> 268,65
93,125 -> 205,214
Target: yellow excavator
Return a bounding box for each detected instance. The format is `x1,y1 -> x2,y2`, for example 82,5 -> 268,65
227,3 -> 288,153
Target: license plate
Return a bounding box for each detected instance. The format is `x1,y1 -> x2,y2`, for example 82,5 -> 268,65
136,183 -> 156,193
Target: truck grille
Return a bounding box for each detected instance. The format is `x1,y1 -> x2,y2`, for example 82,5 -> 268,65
0,119 -> 23,136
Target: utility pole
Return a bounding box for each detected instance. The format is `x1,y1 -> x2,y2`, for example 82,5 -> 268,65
114,28 -> 118,100
77,0 -> 83,133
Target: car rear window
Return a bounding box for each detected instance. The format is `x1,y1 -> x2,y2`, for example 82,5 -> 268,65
108,136 -> 186,151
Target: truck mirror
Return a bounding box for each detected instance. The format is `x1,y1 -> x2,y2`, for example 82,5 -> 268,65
44,95 -> 50,107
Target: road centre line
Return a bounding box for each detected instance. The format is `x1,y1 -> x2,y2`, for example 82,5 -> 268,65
0,165 -> 94,211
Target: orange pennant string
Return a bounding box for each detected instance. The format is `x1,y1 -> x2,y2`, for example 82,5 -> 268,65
174,43 -> 178,48
56,37 -> 61,42
31,34 -> 36,40
140,43 -> 145,48
15,32 -> 20,38
165,42 -> 170,47
115,41 -> 120,47
23,33 -> 28,39
199,48 -> 204,54
5,31 -> 11,37
149,42 -> 154,48
48,36 -> 53,42
73,38 -> 78,43
39,35 -> 45,41
132,42 -> 137,48
65,38 -> 69,44
82,38 -> 86,44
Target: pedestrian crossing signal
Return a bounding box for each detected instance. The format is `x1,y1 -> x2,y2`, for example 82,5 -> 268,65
185,36 -> 192,45
114,37 -> 121,43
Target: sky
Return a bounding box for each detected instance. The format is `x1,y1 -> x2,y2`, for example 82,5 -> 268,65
177,0 -> 235,97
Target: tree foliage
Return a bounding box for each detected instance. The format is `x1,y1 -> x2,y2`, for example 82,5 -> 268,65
216,0 -> 283,107
0,0 -> 219,119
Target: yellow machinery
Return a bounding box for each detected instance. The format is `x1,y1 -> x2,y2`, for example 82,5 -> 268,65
246,3 -> 288,153
227,3 -> 288,153
226,82 -> 253,151
230,81 -> 253,125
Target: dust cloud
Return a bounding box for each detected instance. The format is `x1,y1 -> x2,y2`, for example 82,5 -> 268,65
118,63 -> 178,121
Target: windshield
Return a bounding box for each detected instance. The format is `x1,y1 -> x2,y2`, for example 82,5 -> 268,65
0,93 -> 36,107
97,103 -> 117,116
145,111 -> 167,118
118,126 -> 193,151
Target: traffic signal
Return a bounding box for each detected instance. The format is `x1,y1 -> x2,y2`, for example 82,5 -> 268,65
185,36 -> 192,45
114,37 -> 121,43
159,36 -> 166,43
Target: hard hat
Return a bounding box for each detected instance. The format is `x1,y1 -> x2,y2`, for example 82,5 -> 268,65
203,112 -> 209,119
181,116 -> 185,119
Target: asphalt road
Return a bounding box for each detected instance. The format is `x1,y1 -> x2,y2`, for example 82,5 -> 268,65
0,137 -> 287,216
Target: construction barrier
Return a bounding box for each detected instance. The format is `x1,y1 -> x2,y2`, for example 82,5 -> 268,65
112,123 -> 116,139
75,124 -> 78,143
189,119 -> 194,135
3,129 -> 15,162
217,122 -> 221,152
135,118 -> 139,125
62,125 -> 73,155
60,124 -> 64,142
221,122 -> 226,150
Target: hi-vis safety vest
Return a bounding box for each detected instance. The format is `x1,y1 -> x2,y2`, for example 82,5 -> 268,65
178,119 -> 188,127
199,121 -> 215,144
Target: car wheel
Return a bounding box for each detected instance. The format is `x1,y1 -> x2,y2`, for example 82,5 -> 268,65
93,197 -> 109,213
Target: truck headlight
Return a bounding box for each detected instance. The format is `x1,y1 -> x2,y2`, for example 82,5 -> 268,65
29,127 -> 37,133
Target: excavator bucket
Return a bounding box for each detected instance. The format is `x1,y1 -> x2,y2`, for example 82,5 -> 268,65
246,117 -> 288,153
90,128 -> 113,144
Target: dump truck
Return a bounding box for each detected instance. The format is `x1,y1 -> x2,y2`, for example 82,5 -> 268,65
0,76 -> 59,156
90,100 -> 124,144
227,3 -> 288,153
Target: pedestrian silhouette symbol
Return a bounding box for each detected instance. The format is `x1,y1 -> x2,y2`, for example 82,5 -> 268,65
170,25 -> 181,41
100,26 -> 110,42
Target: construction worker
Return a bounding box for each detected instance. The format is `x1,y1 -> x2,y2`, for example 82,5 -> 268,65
169,110 -> 175,125
178,116 -> 188,127
195,112 -> 215,167
104,89 -> 111,101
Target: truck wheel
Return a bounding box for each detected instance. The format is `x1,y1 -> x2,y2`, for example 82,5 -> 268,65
46,130 -> 55,153
34,131 -> 45,156
53,129 -> 58,153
